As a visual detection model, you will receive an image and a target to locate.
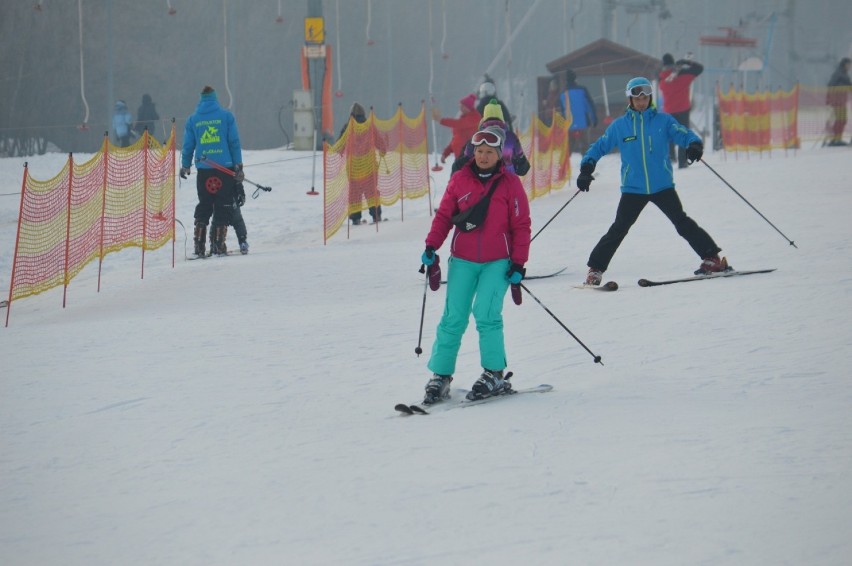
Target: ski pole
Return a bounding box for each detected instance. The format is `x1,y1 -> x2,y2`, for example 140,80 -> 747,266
700,159 -> 797,248
530,189 -> 581,244
197,156 -> 272,198
519,283 -> 603,365
414,264 -> 430,356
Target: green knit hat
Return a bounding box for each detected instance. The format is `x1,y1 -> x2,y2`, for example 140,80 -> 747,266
480,99 -> 504,125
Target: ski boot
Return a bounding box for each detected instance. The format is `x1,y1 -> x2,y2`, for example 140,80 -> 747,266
466,369 -> 512,401
423,374 -> 452,405
210,225 -> 228,256
695,255 -> 730,275
584,268 -> 603,286
239,239 -> 249,255
193,221 -> 207,257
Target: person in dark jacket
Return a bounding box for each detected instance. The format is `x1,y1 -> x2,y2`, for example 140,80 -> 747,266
577,77 -> 728,286
179,85 -> 244,257
339,102 -> 385,225
451,100 -> 530,176
420,125 -> 531,405
210,181 -> 249,255
826,57 -> 851,146
659,53 -> 704,167
475,75 -> 514,132
134,94 -> 160,142
559,69 -> 598,155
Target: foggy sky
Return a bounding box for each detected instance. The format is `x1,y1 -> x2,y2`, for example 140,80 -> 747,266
1,0 -> 850,155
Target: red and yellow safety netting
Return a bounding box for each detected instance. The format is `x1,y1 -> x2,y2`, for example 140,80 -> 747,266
717,84 -> 800,152
324,103 -> 431,242
797,84 -> 852,145
5,128 -> 176,325
517,109 -> 572,200
323,105 -> 572,242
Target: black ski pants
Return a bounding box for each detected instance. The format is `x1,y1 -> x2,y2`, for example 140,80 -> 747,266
195,168 -> 235,228
587,188 -> 720,272
670,110 -> 691,168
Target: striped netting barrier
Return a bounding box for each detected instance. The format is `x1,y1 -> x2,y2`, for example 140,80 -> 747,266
5,128 -> 176,324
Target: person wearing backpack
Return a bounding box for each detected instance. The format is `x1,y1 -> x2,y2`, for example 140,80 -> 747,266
419,125 -> 531,405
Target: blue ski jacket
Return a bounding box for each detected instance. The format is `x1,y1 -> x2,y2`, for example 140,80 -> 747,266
181,91 -> 242,170
561,86 -> 597,130
581,104 -> 700,195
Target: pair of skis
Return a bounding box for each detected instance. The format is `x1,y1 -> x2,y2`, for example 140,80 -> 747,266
573,268 -> 776,291
395,381 -> 554,416
187,250 -> 245,260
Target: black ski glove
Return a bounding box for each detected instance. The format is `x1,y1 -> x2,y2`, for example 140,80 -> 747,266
233,164 -> 245,183
577,160 -> 596,192
235,182 -> 246,207
686,142 -> 703,164
179,167 -> 190,179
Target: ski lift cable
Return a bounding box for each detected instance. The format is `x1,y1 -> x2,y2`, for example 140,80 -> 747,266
223,0 -> 234,109
427,0 -> 442,172
336,0 -> 343,91
483,0 -> 544,78
366,0 -> 372,44
440,0 -> 448,56
77,0 -> 89,127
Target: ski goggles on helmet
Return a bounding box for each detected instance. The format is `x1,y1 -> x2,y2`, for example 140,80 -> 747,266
471,129 -> 503,148
627,84 -> 653,98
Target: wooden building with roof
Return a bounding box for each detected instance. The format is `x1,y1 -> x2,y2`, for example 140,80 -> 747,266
539,38 -> 662,148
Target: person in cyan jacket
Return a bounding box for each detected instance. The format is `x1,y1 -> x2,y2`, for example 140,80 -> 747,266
180,85 -> 244,257
577,76 -> 729,286
112,100 -> 134,147
420,125 -> 531,405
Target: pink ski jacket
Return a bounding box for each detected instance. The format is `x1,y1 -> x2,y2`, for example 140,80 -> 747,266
426,162 -> 531,266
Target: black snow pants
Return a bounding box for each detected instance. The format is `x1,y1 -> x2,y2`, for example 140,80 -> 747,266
587,188 -> 720,272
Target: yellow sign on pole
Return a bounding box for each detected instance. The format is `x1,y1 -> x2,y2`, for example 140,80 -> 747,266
304,17 -> 324,44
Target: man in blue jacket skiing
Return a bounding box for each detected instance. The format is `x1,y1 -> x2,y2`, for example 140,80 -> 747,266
180,85 -> 244,257
577,77 -> 729,286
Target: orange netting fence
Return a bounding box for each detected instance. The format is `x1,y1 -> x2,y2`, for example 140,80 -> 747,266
323,103 -> 431,242
717,84 -> 799,152
5,127 -> 176,326
323,105 -> 572,242
518,109 -> 573,200
798,84 -> 852,146
717,84 -> 852,153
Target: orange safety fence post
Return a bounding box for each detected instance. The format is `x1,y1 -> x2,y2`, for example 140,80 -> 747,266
4,163 -> 31,327
62,153 -> 74,308
97,132 -> 109,292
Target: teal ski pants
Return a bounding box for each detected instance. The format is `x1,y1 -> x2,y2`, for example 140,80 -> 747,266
428,257 -> 511,376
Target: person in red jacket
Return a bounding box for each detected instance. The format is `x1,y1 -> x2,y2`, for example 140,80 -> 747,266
419,125 -> 531,404
432,93 -> 481,166
659,53 -> 703,168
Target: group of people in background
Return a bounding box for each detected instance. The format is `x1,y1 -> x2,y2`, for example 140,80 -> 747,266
111,94 -> 161,148
418,55 -> 721,404
149,52 -> 850,403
